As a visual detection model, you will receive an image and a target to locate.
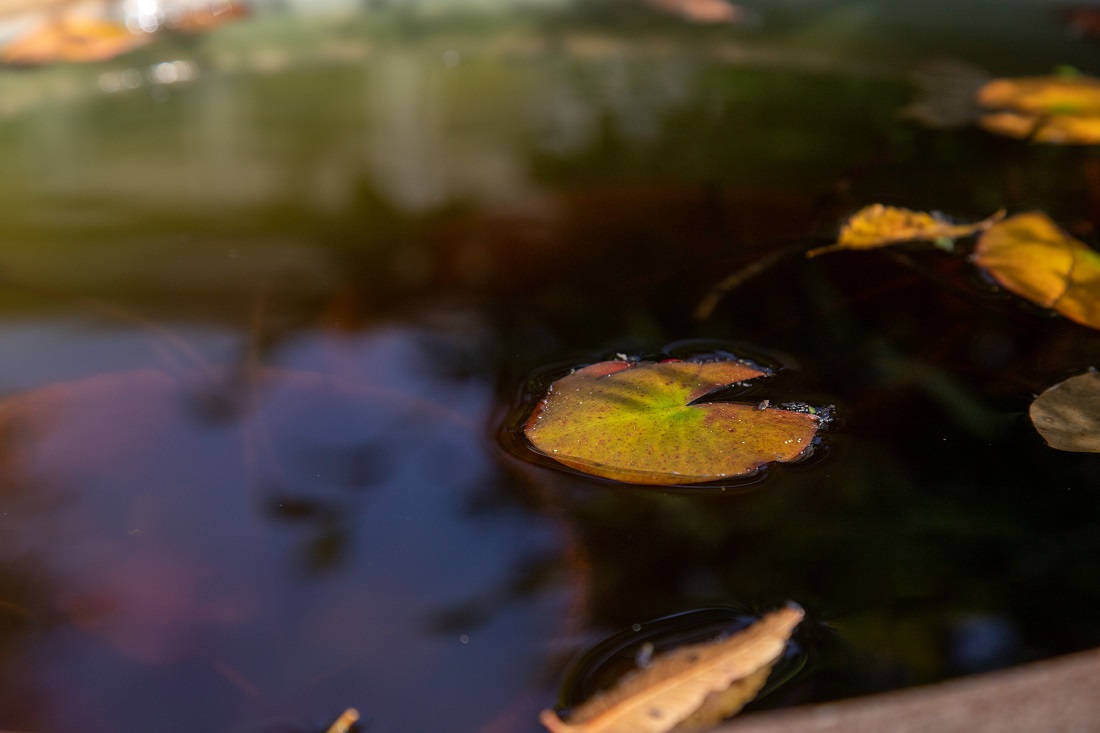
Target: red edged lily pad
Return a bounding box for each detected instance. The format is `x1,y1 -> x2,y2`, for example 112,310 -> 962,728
523,359 -> 823,485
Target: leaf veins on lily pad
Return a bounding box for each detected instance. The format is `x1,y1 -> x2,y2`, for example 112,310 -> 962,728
539,604 -> 804,733
974,211 -> 1100,330
806,204 -> 1003,258
523,359 -> 823,485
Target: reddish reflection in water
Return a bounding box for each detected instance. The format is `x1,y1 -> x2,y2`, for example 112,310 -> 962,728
0,322 -> 581,733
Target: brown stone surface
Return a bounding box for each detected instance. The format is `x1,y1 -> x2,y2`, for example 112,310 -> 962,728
717,647 -> 1100,733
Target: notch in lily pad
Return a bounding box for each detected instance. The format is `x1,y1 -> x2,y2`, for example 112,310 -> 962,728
523,357 -> 827,486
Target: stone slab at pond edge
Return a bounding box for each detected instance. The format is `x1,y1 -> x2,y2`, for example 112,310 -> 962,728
715,646 -> 1100,733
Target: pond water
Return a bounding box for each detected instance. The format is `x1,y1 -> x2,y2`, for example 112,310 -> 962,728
1,2 -> 1100,732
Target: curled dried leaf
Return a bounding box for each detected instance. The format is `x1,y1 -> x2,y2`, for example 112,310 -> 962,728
539,605 -> 804,733
807,205 -> 1003,258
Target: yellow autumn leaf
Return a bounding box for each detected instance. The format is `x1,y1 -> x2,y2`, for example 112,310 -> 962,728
806,205 -> 1004,258
978,110 -> 1100,144
1028,114 -> 1100,144
539,605 -> 804,733
976,75 -> 1100,116
977,112 -> 1042,140
975,75 -> 1100,144
974,211 -> 1100,331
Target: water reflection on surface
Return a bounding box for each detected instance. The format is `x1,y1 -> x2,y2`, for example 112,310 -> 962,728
0,317 -> 577,733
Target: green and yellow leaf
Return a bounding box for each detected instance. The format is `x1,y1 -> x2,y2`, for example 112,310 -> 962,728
975,75 -> 1100,144
524,360 -> 822,485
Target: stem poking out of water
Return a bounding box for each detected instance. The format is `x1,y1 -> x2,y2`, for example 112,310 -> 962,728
324,708 -> 360,733
694,245 -> 803,320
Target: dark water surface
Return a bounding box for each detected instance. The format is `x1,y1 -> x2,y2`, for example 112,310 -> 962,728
1,3 -> 1100,732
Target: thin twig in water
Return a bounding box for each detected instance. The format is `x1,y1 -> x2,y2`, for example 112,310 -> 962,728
693,244 -> 805,320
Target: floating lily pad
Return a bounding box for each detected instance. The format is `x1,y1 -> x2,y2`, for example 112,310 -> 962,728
974,211 -> 1100,330
1029,371 -> 1100,453
523,359 -> 822,485
806,205 -> 1003,258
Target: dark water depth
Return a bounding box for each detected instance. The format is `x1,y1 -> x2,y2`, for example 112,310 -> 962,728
1,3 -> 1099,732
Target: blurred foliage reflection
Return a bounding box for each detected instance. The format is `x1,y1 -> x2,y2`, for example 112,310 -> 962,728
0,2 -> 1098,733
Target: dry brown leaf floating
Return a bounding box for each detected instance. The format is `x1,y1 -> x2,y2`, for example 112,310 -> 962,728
807,205 -> 1004,258
1029,370 -> 1100,453
539,604 -> 804,733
